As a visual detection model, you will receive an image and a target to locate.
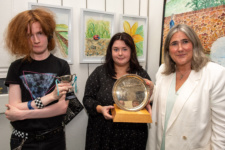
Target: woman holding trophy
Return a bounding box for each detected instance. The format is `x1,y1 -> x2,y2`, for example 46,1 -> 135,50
83,32 -> 152,150
148,24 -> 225,150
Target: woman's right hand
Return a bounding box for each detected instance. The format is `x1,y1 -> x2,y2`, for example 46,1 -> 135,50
96,105 -> 114,120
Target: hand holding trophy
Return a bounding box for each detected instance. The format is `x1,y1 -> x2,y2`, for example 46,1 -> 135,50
112,74 -> 152,123
56,74 -> 83,124
57,74 -> 77,100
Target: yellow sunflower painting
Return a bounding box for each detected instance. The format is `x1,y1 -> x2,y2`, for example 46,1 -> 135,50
123,21 -> 144,56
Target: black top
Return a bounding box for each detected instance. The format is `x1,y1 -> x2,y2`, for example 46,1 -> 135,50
83,65 -> 151,150
5,54 -> 70,131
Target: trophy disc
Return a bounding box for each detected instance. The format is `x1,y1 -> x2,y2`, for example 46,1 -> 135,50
112,74 -> 150,111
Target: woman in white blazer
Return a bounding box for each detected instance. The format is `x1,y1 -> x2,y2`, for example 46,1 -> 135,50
148,24 -> 225,150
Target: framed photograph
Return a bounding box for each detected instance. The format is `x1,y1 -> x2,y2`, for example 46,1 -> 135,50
29,3 -> 73,64
119,14 -> 148,62
160,0 -> 225,66
80,8 -> 115,63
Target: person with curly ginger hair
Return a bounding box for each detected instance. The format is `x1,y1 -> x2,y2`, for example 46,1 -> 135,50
4,8 -> 72,150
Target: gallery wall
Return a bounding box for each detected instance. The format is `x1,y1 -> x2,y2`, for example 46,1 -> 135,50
0,0 -> 164,149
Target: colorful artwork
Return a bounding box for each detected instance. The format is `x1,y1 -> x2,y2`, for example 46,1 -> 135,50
52,7 -> 72,64
85,19 -> 111,56
120,15 -> 148,62
123,21 -> 144,56
161,0 -> 225,66
56,24 -> 68,58
80,9 -> 115,63
29,3 -> 73,64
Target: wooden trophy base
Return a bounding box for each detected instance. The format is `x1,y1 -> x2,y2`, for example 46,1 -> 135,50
111,104 -> 152,123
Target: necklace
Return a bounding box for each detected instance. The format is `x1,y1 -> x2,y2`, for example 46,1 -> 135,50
177,69 -> 190,80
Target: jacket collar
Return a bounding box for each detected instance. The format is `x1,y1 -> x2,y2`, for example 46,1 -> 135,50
160,69 -> 202,131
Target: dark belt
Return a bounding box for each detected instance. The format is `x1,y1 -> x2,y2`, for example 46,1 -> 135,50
12,125 -> 64,142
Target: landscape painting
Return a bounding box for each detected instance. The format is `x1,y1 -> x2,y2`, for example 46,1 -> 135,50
161,0 -> 225,66
80,9 -> 115,63
29,3 -> 73,64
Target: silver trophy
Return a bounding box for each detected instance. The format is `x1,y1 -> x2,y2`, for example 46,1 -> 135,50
112,74 -> 150,111
56,74 -> 84,124
57,74 -> 76,100
111,74 -> 152,123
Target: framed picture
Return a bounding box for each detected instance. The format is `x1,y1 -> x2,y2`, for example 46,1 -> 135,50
160,0 -> 225,66
119,14 -> 148,62
29,3 -> 73,64
80,8 -> 115,63
0,78 -> 7,95
0,78 -> 8,113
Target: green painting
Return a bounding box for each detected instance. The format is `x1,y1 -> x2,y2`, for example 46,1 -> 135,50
85,19 -> 111,56
56,24 -> 68,58
165,0 -> 225,17
30,4 -> 73,64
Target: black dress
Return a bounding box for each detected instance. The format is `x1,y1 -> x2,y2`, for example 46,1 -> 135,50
83,65 -> 151,150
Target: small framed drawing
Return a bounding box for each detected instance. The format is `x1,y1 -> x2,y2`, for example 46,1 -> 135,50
119,14 -> 148,62
29,3 -> 73,64
80,8 -> 115,63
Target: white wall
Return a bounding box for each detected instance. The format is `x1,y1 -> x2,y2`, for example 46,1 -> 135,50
0,0 -> 164,149
147,0 -> 164,82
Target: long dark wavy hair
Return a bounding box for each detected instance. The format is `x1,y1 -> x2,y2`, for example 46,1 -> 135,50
104,32 -> 142,77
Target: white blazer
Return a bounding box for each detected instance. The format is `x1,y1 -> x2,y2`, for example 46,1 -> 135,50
148,62 -> 225,150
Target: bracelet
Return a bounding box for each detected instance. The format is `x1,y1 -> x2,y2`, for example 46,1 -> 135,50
34,97 -> 44,109
27,100 -> 34,110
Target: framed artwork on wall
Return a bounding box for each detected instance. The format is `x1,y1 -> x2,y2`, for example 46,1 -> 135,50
119,14 -> 148,62
0,78 -> 7,95
80,8 -> 115,63
29,3 -> 73,64
0,77 -> 8,113
160,0 -> 225,66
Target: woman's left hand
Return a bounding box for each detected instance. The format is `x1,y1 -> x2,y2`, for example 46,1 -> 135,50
144,79 -> 154,97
